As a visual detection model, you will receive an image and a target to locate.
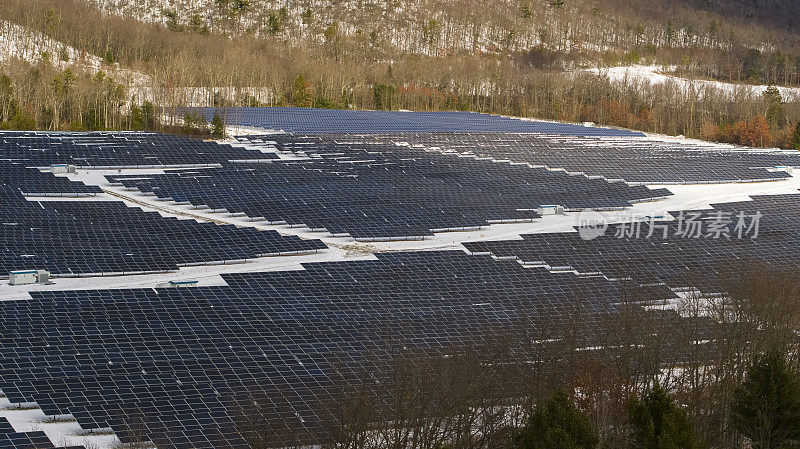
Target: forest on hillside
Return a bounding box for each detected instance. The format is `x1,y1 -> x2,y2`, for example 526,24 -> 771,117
1,0 -> 800,147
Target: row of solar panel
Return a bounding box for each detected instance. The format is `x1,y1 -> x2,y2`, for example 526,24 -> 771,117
106,134 -> 672,238
0,188 -> 326,275
0,131 -> 276,167
0,417 -> 84,449
0,251 -> 682,447
465,193 -> 800,292
0,162 -> 101,195
296,132 -> 800,184
182,107 -> 646,137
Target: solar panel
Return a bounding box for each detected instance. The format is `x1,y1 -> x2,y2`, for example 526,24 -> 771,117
319,132 -> 800,184
3,123 -> 799,447
0,132 -> 326,276
179,107 -> 645,137
0,188 -> 325,275
0,417 -> 85,449
0,131 -> 277,167
106,134 -> 670,239
465,193 -> 800,292
0,251 -> 679,447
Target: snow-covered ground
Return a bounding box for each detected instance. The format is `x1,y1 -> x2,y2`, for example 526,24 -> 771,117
0,394 -> 121,448
0,21 -> 99,70
587,65 -> 800,100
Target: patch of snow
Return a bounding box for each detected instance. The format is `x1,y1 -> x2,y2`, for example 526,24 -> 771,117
586,65 -> 800,100
0,394 -> 121,449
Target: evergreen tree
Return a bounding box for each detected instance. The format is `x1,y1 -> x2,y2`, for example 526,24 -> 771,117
211,113 -> 225,138
373,84 -> 395,111
267,12 -> 282,35
731,351 -> 800,449
301,7 -> 314,24
521,3 -> 532,18
629,384 -> 700,449
666,21 -> 678,47
188,14 -> 209,34
791,121 -> 800,150
288,75 -> 312,107
103,50 -> 115,64
514,389 -> 598,449
6,110 -> 36,130
763,86 -> 786,128
163,9 -> 184,32
141,101 -> 156,129
130,105 -> 144,130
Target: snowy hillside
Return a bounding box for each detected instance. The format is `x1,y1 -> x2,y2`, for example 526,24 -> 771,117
0,20 -> 150,89
587,65 -> 800,101
84,0 -> 760,58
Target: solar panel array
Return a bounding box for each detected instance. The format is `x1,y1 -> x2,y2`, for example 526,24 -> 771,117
182,107 -> 645,137
0,188 -> 325,275
1,162 -> 101,196
0,131 -> 276,167
4,122 -> 800,448
465,193 -> 800,292
0,131 -> 325,276
0,251 -> 679,447
341,133 -> 800,184
106,134 -> 670,239
0,418 -> 84,449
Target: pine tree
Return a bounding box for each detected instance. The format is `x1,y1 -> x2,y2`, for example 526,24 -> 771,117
521,3 -> 532,18
373,84 -> 395,111
763,86 -> 786,128
666,21 -> 677,47
289,76 -> 312,107
211,113 -> 225,138
142,101 -> 156,129
629,384 -> 700,449
791,122 -> 800,150
514,389 -> 598,449
188,14 -> 209,34
731,350 -> 800,449
130,105 -> 144,130
163,9 -> 184,32
301,8 -> 313,24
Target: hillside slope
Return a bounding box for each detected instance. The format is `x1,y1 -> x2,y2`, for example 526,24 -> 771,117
84,0 -> 799,59
1,0 -> 799,148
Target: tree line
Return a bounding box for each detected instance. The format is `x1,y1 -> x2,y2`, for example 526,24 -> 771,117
2,0 -> 800,148
3,54 -> 800,149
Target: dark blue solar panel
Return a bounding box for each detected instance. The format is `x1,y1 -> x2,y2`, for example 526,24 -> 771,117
349,133 -> 800,183
0,131 -> 325,276
0,251 -> 677,447
180,107 -> 645,137
0,161 -> 101,196
0,417 -> 85,449
465,193 -> 800,292
106,134 -> 670,239
0,131 -> 276,167
0,187 -> 325,275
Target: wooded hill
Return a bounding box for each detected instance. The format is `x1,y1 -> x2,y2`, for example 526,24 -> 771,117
1,0 -> 800,148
